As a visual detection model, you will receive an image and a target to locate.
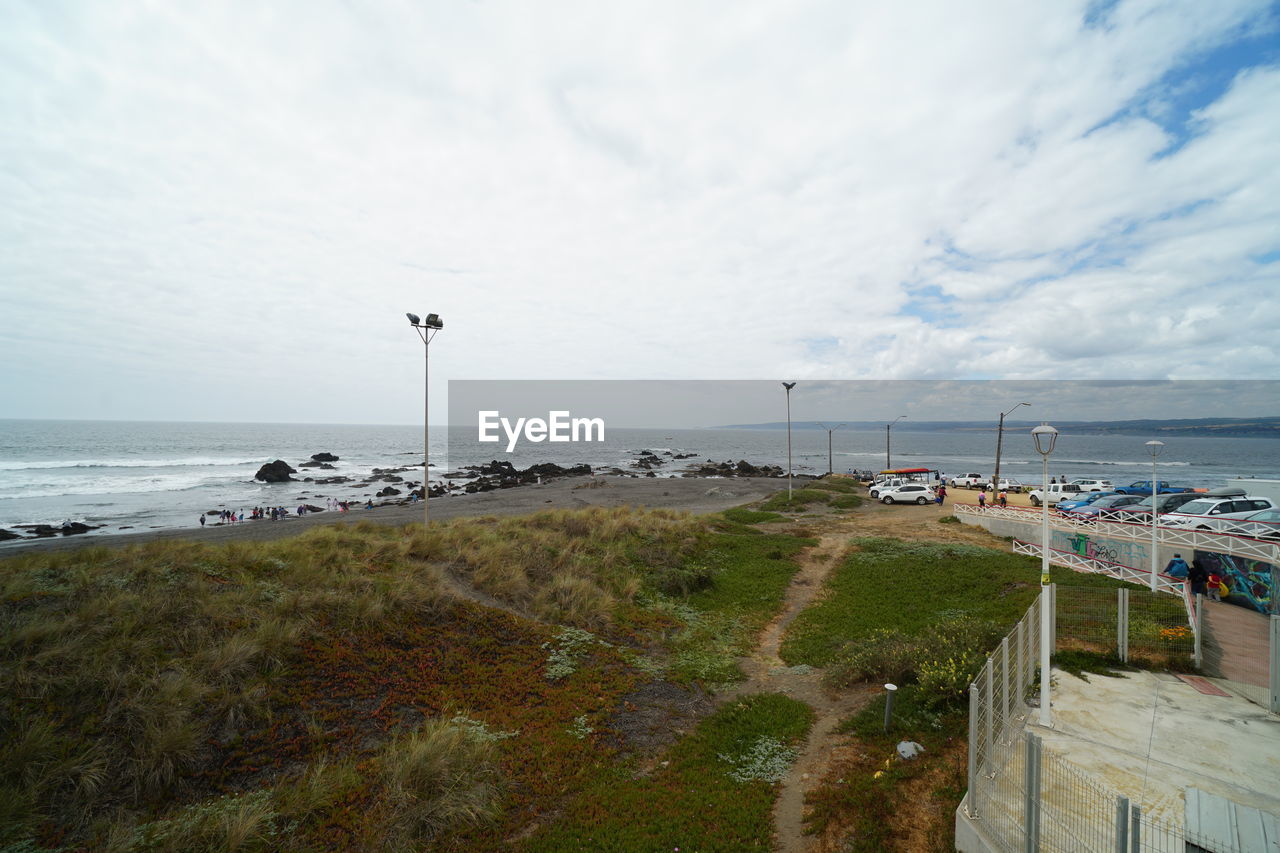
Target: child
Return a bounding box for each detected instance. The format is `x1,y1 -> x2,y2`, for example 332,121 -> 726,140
998,490 -> 1008,508
977,491 -> 987,508
1206,571 -> 1224,602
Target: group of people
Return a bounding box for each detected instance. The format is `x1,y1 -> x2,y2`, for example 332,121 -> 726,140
1163,553 -> 1227,601
975,489 -> 1010,508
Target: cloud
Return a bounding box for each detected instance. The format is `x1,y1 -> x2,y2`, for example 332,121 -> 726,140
0,0 -> 1276,423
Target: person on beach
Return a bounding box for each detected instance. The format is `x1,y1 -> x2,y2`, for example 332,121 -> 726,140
977,490 -> 987,508
199,515 -> 205,527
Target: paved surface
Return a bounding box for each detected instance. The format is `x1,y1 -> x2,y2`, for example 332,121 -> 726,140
1202,600 -> 1272,707
1039,668 -> 1280,824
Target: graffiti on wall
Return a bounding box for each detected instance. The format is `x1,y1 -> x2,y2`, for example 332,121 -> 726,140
1193,551 -> 1276,615
1052,530 -> 1149,568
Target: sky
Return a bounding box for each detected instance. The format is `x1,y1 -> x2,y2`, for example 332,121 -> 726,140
2,0 -> 1278,425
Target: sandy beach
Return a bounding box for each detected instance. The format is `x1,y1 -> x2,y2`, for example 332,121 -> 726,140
0,475 -> 787,555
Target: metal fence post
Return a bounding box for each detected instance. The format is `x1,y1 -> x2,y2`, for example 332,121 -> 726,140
1050,582 -> 1058,653
1002,636 -> 1011,733
1016,618 -> 1026,707
1194,593 -> 1203,669
1131,803 -> 1142,851
1024,733 -> 1041,853
967,684 -> 979,818
1118,588 -> 1129,663
1270,614 -> 1279,715
1115,796 -> 1129,853
985,656 -> 995,758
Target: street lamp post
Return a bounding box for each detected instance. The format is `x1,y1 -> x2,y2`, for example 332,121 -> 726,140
783,383 -> 796,500
886,415 -> 906,469
407,312 -> 444,527
817,422 -> 844,475
1146,441 -> 1165,593
994,402 -> 1030,490
1032,423 -> 1058,727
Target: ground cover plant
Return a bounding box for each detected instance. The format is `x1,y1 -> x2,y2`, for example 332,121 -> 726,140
0,507 -> 814,851
522,692 -> 813,852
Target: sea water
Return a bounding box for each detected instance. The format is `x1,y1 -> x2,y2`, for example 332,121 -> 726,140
1,419 -> 1278,539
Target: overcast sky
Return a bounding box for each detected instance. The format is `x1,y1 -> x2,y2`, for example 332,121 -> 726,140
2,1 -> 1277,425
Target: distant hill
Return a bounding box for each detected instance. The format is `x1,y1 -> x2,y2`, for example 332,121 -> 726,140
716,417 -> 1280,438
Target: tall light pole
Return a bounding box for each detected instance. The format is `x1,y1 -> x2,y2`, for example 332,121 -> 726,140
994,402 -> 1030,490
783,382 -> 796,500
407,312 -> 443,527
1146,440 -> 1164,593
1032,423 -> 1058,727
817,422 -> 844,475
885,415 -> 906,469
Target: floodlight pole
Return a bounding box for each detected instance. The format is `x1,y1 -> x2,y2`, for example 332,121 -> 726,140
818,423 -> 844,476
886,415 -> 906,469
1032,423 -> 1058,728
1146,441 -> 1164,593
994,402 -> 1030,490
407,313 -> 444,527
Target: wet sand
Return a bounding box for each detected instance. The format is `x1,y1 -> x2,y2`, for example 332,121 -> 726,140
1,475 -> 787,555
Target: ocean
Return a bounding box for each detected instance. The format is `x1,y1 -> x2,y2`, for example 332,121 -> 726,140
2,419 -> 1279,541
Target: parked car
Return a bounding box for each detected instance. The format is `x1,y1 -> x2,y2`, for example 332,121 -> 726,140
878,483 -> 937,505
1056,490 -> 1119,513
1069,479 -> 1113,492
1063,494 -> 1146,521
1113,481 -> 1194,496
1157,489 -> 1276,530
980,478 -> 1026,493
1108,492 -> 1203,522
1224,508 -> 1280,541
1027,483 -> 1083,507
950,473 -> 986,489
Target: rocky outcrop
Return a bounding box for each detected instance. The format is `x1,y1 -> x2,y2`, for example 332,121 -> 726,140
683,459 -> 785,478
0,528 -> 22,542
298,460 -> 336,469
311,452 -> 339,462
455,460 -> 593,493
254,460 -> 297,483
376,486 -> 401,497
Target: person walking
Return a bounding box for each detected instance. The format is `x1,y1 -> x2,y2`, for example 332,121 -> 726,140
977,490 -> 987,509
1164,554 -> 1189,578
998,489 -> 1008,508
199,514 -> 205,527
1187,558 -> 1209,598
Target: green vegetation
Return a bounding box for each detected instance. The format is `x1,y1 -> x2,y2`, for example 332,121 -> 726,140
780,537 -> 1137,667
721,507 -> 786,525
759,488 -> 833,512
0,508 -> 814,850
524,693 -> 813,852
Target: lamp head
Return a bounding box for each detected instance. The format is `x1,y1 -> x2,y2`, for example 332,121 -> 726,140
782,382 -> 796,391
1031,423 -> 1059,456
406,312 -> 421,326
424,313 -> 443,329
1145,440 -> 1165,459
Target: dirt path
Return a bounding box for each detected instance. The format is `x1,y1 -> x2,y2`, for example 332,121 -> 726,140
717,497 -> 1012,852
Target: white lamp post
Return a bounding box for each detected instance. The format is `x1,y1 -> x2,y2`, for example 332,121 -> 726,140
1146,440 -> 1165,592
817,422 -> 844,476
407,312 -> 443,527
1032,422 -> 1058,727
886,415 -> 906,469
783,382 -> 796,500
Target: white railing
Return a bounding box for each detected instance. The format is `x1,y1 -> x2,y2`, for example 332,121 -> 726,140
954,503 -> 1280,564
1009,540 -> 1184,596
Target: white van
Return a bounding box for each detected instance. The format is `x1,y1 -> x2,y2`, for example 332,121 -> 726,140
1027,483 -> 1084,507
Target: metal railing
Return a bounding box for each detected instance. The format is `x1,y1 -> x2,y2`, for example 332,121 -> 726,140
954,503 -> 1280,564
1009,540 -> 1185,596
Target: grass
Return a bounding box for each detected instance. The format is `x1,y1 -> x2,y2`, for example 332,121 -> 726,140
721,507 -> 786,525
523,693 -> 813,852
0,507 -> 815,850
758,488 -> 833,513
779,537 -> 1139,668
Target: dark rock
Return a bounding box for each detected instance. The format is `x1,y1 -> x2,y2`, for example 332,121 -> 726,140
314,476 -> 352,485
376,486 -> 401,497
311,452 -> 339,462
254,460 -> 297,483
298,460 -> 336,469
0,528 -> 22,542
304,504 -> 325,513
